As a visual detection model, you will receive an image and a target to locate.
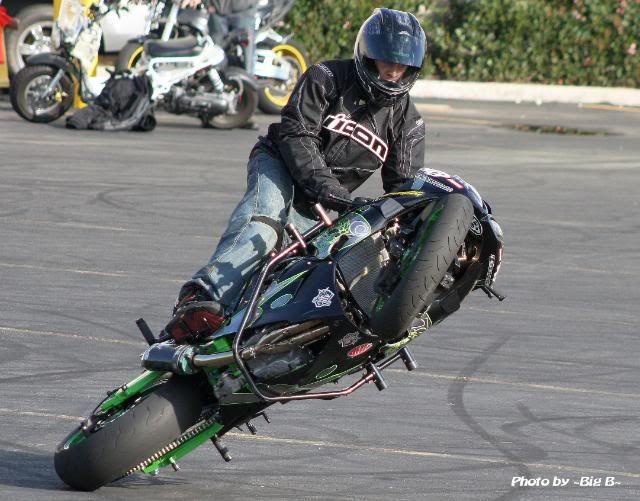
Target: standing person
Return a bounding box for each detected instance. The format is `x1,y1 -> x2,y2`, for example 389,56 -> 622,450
164,8 -> 427,340
181,0 -> 259,74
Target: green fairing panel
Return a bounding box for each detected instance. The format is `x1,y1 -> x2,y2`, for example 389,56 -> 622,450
99,370 -> 167,413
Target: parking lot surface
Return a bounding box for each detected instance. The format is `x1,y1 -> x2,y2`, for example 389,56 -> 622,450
1,96 -> 639,500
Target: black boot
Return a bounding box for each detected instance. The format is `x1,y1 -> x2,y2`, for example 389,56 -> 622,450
164,284 -> 225,342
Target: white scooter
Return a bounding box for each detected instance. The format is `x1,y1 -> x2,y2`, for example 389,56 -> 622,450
134,0 -> 258,128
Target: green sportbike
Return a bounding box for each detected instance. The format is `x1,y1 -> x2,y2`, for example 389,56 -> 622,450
54,168 -> 505,490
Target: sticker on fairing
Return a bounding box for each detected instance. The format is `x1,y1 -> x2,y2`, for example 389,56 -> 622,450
315,364 -> 338,380
270,293 -> 293,309
347,343 -> 373,358
470,216 -> 483,236
311,288 -> 334,308
338,332 -> 361,348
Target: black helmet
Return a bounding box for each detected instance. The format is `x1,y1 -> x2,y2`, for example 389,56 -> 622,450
354,8 -> 426,107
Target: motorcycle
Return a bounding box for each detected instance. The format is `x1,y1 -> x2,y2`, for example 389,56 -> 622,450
10,0 -> 113,123
12,0 -> 258,129
53,167 -> 504,491
116,0 -> 308,114
132,0 -> 258,128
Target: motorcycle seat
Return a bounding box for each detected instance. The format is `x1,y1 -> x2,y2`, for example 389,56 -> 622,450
144,36 -> 204,58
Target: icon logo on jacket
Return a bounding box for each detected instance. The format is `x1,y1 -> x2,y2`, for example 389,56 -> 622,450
323,113 -> 389,162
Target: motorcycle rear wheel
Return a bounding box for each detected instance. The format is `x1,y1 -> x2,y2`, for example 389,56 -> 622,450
54,376 -> 203,491
10,65 -> 74,123
257,40 -> 309,114
369,193 -> 474,340
207,67 -> 258,129
115,41 -> 145,72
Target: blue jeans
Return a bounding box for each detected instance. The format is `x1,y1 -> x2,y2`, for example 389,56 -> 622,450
186,151 -> 315,308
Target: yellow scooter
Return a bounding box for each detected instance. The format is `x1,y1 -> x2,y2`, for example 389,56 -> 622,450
9,0 -> 114,123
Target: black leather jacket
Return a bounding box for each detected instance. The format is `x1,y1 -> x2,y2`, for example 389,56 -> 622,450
258,59 -> 426,206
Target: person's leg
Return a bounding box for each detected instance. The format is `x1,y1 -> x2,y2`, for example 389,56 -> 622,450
228,8 -> 257,74
185,151 -> 295,309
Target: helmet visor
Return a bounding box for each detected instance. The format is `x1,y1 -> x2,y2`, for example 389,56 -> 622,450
359,19 -> 425,69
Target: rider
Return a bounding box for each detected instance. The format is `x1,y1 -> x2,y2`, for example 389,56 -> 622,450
165,8 -> 427,340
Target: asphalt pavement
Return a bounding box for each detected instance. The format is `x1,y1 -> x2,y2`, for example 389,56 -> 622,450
0,96 -> 639,500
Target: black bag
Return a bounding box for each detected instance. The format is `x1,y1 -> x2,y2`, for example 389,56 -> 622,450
66,73 -> 156,132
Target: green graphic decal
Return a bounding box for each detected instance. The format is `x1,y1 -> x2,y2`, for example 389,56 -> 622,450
259,270 -> 308,306
314,364 -> 338,380
383,314 -> 432,356
270,293 -> 293,309
312,213 -> 372,258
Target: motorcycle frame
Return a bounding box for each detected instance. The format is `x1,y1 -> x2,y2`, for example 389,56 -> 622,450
228,203 -> 421,403
142,37 -> 226,101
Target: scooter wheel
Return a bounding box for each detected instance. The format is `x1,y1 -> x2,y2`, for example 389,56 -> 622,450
116,41 -> 145,72
257,40 -> 309,115
10,65 -> 74,123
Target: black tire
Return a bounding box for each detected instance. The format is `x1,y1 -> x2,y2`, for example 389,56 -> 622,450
10,64 -> 74,123
54,377 -> 204,491
370,194 -> 474,340
207,67 -> 258,129
115,41 -> 145,72
5,5 -> 55,75
256,39 -> 309,115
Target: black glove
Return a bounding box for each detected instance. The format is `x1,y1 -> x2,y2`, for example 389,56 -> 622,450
317,183 -> 352,212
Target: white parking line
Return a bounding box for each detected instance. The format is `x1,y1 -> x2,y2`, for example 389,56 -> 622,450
1,324 -> 637,399
0,262 -> 182,282
0,326 -> 142,346
386,369 -> 640,399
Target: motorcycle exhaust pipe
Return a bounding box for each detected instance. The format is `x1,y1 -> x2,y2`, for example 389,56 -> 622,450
191,351 -> 235,368
176,93 -> 228,115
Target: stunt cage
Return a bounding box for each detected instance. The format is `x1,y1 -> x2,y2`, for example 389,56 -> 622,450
136,201 -> 505,404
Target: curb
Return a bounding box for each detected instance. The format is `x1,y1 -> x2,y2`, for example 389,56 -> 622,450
411,80 -> 640,107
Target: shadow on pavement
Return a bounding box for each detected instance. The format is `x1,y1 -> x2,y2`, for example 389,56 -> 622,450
0,448 -> 62,491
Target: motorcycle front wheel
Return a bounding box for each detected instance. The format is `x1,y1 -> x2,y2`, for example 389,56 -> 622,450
54,376 -> 204,491
369,194 -> 474,340
257,39 -> 309,115
10,65 -> 74,123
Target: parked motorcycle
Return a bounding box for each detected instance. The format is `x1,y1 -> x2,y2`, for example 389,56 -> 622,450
116,0 -> 308,114
53,168 -> 505,491
10,0 -> 111,123
135,0 -> 258,128
12,0 -> 257,128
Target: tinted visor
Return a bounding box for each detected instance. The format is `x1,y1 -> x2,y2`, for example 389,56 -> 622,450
359,17 -> 425,68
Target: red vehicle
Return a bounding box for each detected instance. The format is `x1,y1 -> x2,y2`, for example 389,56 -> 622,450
0,1 -> 18,87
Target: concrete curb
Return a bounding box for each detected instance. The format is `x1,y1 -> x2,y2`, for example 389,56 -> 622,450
411,80 -> 640,107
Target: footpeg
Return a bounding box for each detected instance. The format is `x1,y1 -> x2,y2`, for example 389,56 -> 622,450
367,362 -> 388,391
136,318 -> 157,345
246,421 -> 258,435
169,457 -> 180,471
399,347 -> 418,371
211,436 -> 231,462
256,411 -> 271,423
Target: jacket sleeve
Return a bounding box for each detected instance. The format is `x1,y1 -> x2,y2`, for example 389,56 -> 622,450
381,105 -> 426,193
277,63 -> 342,199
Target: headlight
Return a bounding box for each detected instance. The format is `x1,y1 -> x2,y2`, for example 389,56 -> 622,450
56,0 -> 86,44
